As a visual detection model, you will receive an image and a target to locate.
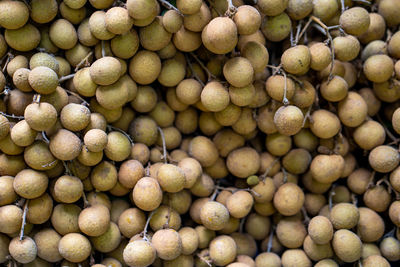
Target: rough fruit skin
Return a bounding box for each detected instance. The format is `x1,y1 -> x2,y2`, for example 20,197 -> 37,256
28,66 -> 58,95
90,57 -> 121,86
0,1 -> 29,30
49,129 -> 82,161
273,183 -> 305,216
4,24 -> 41,52
340,7 -> 370,36
332,229 -> 362,263
9,237 -> 37,264
200,201 -> 229,230
58,233 -> 91,263
123,240 -> 156,267
202,17 -> 238,55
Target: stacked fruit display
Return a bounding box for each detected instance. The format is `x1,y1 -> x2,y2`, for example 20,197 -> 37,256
0,0 -> 400,266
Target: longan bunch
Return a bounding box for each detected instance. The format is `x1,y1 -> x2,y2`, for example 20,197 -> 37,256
1,0 -> 400,266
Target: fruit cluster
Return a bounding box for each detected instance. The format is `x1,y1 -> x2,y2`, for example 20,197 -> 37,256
0,0 -> 400,266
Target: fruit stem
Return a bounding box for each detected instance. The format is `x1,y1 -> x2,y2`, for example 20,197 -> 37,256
259,157 -> 280,181
189,52 -> 216,82
33,94 -> 41,103
107,125 -> 134,144
157,0 -> 182,15
1,52 -> 13,73
185,54 -> 205,87
340,0 -> 346,13
239,217 -> 246,233
266,226 -> 275,253
157,127 -> 168,164
101,40 -> 106,58
74,51 -> 94,72
294,21 -> 302,46
375,113 -> 398,143
210,187 -> 219,201
59,73 -> 75,83
0,111 -> 24,120
328,184 -> 336,210
19,199 -> 29,241
62,161 -> 73,176
297,17 -> 313,44
65,89 -> 89,106
197,253 -> 212,267
142,211 -> 155,241
225,0 -> 237,17
351,193 -> 358,206
302,105 -> 313,127
282,71 -> 290,106
310,16 -> 336,81
301,206 -> 310,225
41,131 -> 50,143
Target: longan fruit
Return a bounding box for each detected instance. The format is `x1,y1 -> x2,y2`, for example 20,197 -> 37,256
117,159 -> 144,189
60,103 -> 91,131
117,208 -> 145,238
357,207 -> 385,242
224,56 -> 254,88
0,205 -> 22,234
10,120 -> 36,148
225,190 -> 254,219
332,229 -> 362,263
0,176 -> 16,206
282,148 -> 311,175
303,235 -> 334,262
200,81 -> 230,112
178,227 -> 199,255
281,249 -> 311,267
276,219 -> 307,249
78,204 -> 110,237
172,26 -> 202,52
157,164 -> 186,193
202,17 -> 238,54
340,7 -> 370,36
388,31 -> 400,58
310,154 -> 345,184
310,109 -> 341,139
274,105 -> 304,136
139,17 -> 172,51
123,239 -> 156,267
363,255 -> 390,267
361,40 -> 388,61
90,56 -> 121,86
226,147 -> 260,178
209,235 -> 237,266
373,80 -> 400,103
359,13 -> 386,44
34,228 -> 62,263
200,201 -> 229,231
152,229 -> 182,260
214,103 -> 242,127
51,204 -> 81,235
104,7 -> 133,35
359,88 -> 381,116
266,75 -> 295,102
53,175 -> 83,204
91,222 -> 121,253
0,0 -> 29,29
83,129 -> 108,153
378,0 -> 400,27
149,101 -> 175,128
363,54 -> 394,83
129,116 -> 158,146
13,169 -> 48,199
9,236 -> 37,264
130,143 -> 150,165
273,183 -> 304,216
308,216 -> 333,245
389,200 -> 400,227
261,12 -> 292,42
309,42 -> 332,71
190,173 -> 215,197
188,136 -> 218,167
5,24 -> 41,52
163,10 -> 183,33
353,120 -> 385,150
245,213 -> 271,240
265,132 -> 292,157
130,86 -> 157,113
380,237 -> 400,261
255,252 -> 281,267
281,45 -> 311,75
177,0 -> 202,14
58,233 -> 91,263
49,129 -> 82,161
90,161 -> 117,191
163,190 -> 192,215
104,131 -> 131,162
369,145 -> 399,173
199,112 -> 223,136
330,203 -> 359,229
26,193 -> 53,224
363,185 -> 391,212
132,177 -> 163,211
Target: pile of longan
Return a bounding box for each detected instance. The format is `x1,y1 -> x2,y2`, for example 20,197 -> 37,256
0,0 -> 400,266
